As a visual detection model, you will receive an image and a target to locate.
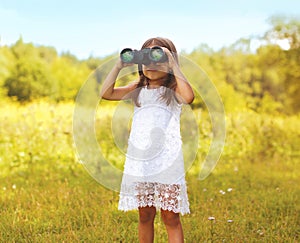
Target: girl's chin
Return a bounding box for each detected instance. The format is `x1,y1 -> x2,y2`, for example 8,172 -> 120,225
144,73 -> 167,80
146,77 -> 165,82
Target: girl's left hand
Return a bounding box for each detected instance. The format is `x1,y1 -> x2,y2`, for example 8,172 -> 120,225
161,47 -> 177,70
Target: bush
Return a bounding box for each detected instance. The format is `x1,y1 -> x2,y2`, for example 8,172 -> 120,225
4,56 -> 58,101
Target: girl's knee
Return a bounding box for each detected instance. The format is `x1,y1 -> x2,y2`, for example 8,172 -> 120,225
161,210 -> 181,227
139,206 -> 156,224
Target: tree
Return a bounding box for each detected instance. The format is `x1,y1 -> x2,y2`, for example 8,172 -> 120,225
51,56 -> 90,100
4,56 -> 58,101
264,15 -> 300,49
0,46 -> 14,98
4,38 -> 58,101
262,16 -> 300,113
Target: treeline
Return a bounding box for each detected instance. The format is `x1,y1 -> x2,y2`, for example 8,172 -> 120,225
0,16 -> 299,115
0,39 -> 111,102
188,16 -> 300,115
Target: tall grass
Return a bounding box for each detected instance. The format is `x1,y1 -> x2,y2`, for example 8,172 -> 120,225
0,101 -> 299,242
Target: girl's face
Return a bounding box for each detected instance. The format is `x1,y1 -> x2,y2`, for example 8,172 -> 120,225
142,45 -> 169,82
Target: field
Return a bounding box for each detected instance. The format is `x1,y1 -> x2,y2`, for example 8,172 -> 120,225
0,101 -> 299,242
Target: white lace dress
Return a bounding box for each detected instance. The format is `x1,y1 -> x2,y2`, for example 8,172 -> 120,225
118,86 -> 190,215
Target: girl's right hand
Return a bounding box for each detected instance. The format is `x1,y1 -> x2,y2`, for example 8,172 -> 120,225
116,57 -> 134,70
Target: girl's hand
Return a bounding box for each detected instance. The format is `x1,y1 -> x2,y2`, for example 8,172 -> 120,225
161,47 -> 178,70
116,57 -> 135,70
160,47 -> 195,104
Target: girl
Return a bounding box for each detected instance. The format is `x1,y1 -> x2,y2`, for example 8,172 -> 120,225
101,37 -> 194,243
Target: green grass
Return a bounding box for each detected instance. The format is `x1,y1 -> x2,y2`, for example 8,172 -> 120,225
0,101 -> 299,242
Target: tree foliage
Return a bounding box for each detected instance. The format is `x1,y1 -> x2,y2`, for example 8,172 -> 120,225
4,39 -> 58,101
265,15 -> 300,49
5,56 -> 58,101
0,16 -> 299,114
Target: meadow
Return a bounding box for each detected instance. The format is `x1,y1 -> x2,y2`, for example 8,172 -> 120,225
0,100 -> 299,242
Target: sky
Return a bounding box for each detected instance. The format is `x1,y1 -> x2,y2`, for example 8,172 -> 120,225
0,0 -> 300,59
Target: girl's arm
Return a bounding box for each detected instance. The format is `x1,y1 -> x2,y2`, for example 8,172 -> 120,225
100,59 -> 137,100
163,48 -> 195,104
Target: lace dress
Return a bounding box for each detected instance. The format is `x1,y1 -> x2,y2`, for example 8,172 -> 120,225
118,86 -> 190,215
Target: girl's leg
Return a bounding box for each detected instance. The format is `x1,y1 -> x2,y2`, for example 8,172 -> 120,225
161,210 -> 184,243
138,206 -> 156,243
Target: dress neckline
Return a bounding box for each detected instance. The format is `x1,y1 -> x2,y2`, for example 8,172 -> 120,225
145,85 -> 165,90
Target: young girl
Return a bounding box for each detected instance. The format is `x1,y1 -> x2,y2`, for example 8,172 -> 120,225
101,37 -> 194,243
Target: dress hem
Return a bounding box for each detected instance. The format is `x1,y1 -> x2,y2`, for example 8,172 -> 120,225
118,205 -> 190,216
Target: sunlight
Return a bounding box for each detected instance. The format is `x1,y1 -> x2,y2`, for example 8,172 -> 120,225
276,39 -> 291,50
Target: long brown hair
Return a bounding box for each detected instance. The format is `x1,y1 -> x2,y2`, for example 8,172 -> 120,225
132,37 -> 179,106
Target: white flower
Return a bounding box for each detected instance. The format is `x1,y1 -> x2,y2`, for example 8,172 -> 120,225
208,216 -> 215,221
12,184 -> 16,190
18,152 -> 25,157
219,190 -> 226,195
227,219 -> 233,223
227,188 -> 233,192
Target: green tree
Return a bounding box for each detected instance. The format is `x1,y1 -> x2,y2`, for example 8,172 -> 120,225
4,38 -> 58,101
51,56 -> 91,100
0,46 -> 14,98
4,56 -> 58,101
262,15 -> 300,113
36,45 -> 58,64
265,15 -> 300,49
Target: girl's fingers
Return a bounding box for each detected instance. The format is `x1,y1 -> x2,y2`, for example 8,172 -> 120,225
161,47 -> 176,69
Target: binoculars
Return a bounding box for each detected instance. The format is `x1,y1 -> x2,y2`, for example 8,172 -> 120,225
120,46 -> 168,65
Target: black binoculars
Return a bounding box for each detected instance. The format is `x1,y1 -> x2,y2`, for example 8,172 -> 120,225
120,46 -> 168,65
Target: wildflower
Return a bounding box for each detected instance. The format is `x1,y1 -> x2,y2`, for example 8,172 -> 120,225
208,216 -> 215,221
227,219 -> 233,223
219,190 -> 226,195
18,152 -> 25,157
203,188 -> 207,192
227,188 -> 233,192
12,184 -> 16,190
257,229 -> 264,236
3,187 -> 6,191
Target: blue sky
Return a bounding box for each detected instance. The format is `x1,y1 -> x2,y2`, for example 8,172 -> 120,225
0,0 -> 299,59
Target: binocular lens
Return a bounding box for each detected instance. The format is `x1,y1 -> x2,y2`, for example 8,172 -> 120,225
120,49 -> 134,63
120,46 -> 167,64
149,48 -> 164,62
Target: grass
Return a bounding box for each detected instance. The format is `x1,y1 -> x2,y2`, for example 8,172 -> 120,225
0,101 -> 299,242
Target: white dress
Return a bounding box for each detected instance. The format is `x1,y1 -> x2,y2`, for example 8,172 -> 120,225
118,86 -> 190,215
